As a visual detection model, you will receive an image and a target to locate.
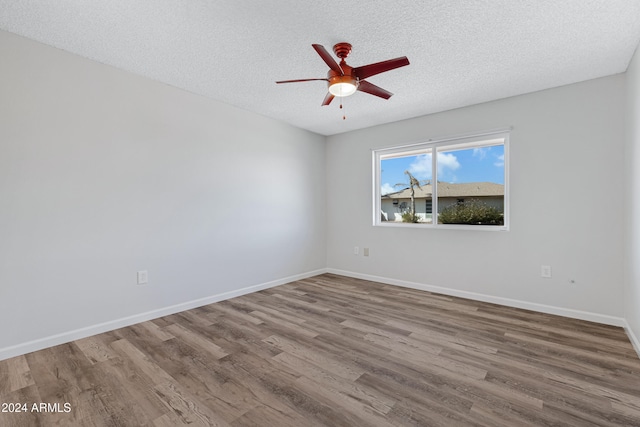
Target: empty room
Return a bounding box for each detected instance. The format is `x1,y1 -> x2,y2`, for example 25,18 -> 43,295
2,1 -> 640,426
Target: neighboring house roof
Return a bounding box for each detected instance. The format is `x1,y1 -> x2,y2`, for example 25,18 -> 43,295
382,182 -> 504,199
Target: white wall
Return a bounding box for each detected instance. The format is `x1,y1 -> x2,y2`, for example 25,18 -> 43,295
625,44 -> 640,351
326,75 -> 627,323
0,31 -> 326,358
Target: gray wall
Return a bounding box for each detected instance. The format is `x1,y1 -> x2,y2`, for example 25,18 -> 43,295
2,28 -> 638,360
625,44 -> 640,352
0,31 -> 326,358
326,75 -> 626,323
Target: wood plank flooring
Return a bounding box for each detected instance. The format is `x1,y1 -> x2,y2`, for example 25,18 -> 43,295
1,273 -> 639,426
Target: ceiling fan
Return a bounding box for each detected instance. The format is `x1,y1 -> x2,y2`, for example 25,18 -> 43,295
276,42 -> 410,106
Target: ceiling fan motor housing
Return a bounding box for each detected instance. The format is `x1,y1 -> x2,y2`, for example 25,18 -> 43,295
326,42 -> 358,96
327,64 -> 358,96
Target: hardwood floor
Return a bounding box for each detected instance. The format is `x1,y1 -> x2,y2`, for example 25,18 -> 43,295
1,273 -> 639,426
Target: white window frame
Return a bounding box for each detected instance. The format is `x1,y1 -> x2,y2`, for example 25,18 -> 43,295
373,129 -> 510,231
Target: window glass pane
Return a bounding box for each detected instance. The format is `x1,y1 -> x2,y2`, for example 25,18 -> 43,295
380,153 -> 433,224
436,145 -> 505,225
374,131 -> 508,229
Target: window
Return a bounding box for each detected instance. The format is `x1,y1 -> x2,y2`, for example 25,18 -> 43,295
374,130 -> 509,229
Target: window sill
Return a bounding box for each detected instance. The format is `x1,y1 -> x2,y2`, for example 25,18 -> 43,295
375,222 -> 509,231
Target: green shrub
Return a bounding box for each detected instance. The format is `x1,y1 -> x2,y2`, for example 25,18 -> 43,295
401,212 -> 420,223
439,199 -> 503,225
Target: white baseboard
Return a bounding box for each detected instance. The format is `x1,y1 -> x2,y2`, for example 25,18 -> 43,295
623,320 -> 640,358
0,269 -> 327,362
4,268 -> 637,362
326,268 -> 628,328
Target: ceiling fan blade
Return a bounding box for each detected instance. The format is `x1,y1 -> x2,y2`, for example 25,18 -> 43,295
276,78 -> 328,84
357,80 -> 393,99
312,44 -> 343,75
321,92 -> 335,106
353,56 -> 410,80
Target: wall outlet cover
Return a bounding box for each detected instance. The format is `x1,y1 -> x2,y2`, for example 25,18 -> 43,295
541,265 -> 552,278
137,270 -> 149,284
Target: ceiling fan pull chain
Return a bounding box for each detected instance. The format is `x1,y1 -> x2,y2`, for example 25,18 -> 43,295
340,99 -> 346,120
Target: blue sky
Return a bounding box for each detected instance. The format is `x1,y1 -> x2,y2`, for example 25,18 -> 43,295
381,145 -> 504,195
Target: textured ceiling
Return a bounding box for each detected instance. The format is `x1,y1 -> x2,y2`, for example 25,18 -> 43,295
1,1 -> 640,136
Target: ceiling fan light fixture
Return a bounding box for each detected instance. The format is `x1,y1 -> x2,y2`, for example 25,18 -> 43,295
329,81 -> 358,97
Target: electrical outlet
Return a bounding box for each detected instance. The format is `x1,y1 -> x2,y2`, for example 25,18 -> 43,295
137,270 -> 148,285
541,265 -> 552,278
354,246 -> 359,255
363,248 -> 370,257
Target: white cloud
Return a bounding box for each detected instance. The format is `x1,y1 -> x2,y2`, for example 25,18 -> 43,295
473,147 -> 489,160
407,152 -> 461,182
494,154 -> 504,167
408,153 -> 432,179
438,153 -> 461,171
381,183 -> 396,195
